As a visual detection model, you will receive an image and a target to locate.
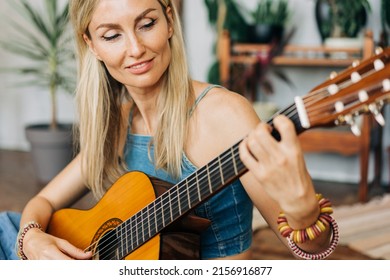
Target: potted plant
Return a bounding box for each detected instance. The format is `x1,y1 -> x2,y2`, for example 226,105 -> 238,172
380,0 -> 390,47
250,0 -> 290,44
0,0 -> 76,183
204,0 -> 251,84
315,0 -> 371,47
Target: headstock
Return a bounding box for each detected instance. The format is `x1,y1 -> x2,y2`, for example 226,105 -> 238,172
294,47 -> 390,136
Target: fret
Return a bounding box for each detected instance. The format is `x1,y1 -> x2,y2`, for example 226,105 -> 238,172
148,201 -> 156,238
130,215 -> 137,252
141,208 -> 147,243
157,195 -> 165,228
218,155 -> 225,185
154,199 -> 159,236
196,167 -> 211,199
119,223 -> 125,259
127,219 -> 133,256
160,195 -> 169,228
178,181 -> 190,214
206,164 -> 212,194
169,187 -> 179,219
231,146 -> 238,175
209,162 -> 223,193
195,172 -> 201,202
185,178 -> 191,209
221,154 -> 236,183
135,212 -> 142,247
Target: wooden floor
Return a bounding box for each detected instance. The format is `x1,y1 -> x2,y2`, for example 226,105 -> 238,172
0,149 -> 386,260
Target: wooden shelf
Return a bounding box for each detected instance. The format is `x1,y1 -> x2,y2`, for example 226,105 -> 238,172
217,29 -> 375,86
230,44 -> 363,67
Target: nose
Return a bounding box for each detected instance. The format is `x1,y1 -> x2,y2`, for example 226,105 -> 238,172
125,33 -> 146,58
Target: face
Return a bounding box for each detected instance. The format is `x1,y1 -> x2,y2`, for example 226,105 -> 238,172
84,0 -> 173,93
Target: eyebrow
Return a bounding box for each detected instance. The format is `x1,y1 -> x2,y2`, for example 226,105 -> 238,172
95,8 -> 157,30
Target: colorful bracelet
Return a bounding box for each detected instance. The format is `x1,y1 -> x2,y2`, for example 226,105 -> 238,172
16,221 -> 43,260
277,193 -> 333,243
287,215 -> 339,260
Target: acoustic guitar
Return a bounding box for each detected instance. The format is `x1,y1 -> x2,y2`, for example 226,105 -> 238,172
47,48 -> 390,260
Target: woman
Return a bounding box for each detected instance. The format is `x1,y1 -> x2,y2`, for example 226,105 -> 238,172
0,0 -> 337,260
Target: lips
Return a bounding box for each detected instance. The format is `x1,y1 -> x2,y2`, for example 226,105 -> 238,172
126,59 -> 153,74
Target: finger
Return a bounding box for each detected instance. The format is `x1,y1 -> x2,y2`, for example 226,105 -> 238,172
57,239 -> 92,260
239,138 -> 260,171
273,115 -> 298,145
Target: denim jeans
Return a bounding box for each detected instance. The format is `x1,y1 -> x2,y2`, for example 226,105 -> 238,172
0,211 -> 21,260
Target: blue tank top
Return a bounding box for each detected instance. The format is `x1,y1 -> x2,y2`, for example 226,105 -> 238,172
124,85 -> 253,259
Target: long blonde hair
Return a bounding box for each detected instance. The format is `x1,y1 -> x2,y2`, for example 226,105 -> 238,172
69,0 -> 194,199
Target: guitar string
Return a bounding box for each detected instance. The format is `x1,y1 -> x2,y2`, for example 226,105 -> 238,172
84,105 -> 304,259
304,64 -> 382,117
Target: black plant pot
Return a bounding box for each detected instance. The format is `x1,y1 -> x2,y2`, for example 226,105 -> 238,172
25,124 -> 74,184
249,24 -> 284,44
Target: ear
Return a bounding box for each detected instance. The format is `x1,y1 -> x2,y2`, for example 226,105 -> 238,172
165,6 -> 174,39
83,34 -> 103,61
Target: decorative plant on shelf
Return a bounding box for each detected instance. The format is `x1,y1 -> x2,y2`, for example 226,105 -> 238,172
204,0 -> 293,96
0,0 -> 76,183
250,0 -> 290,44
380,0 -> 390,47
204,0 -> 251,85
315,0 -> 371,43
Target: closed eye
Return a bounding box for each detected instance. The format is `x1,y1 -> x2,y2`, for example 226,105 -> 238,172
139,18 -> 157,31
102,33 -> 121,41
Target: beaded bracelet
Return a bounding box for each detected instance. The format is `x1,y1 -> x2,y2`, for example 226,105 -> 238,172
277,193 -> 334,243
287,215 -> 339,260
16,221 -> 43,260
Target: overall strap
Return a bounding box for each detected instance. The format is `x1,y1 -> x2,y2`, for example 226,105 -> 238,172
189,84 -> 223,116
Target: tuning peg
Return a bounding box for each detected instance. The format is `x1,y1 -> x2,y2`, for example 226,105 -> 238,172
329,71 -> 338,80
383,79 -> 390,92
328,84 -> 339,95
358,90 -> 369,102
369,104 -> 385,126
345,115 -> 361,136
351,72 -> 361,83
375,47 -> 384,55
352,60 -> 360,67
374,59 -> 385,71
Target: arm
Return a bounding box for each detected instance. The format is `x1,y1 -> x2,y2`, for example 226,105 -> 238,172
18,154 -> 93,260
239,115 -> 334,256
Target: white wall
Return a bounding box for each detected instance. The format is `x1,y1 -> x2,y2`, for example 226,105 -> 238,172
0,0 -> 388,184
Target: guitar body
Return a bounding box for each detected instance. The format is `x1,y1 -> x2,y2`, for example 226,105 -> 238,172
47,171 -> 211,260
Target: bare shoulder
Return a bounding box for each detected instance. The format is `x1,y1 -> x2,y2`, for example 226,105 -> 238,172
189,81 -> 260,161
193,81 -> 260,133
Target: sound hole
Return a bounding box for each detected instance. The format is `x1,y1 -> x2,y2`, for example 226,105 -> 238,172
96,230 -> 119,260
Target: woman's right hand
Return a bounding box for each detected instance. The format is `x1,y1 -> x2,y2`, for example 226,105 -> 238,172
22,228 -> 92,260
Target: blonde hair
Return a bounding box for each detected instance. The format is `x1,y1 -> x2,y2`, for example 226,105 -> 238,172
69,0 -> 194,199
